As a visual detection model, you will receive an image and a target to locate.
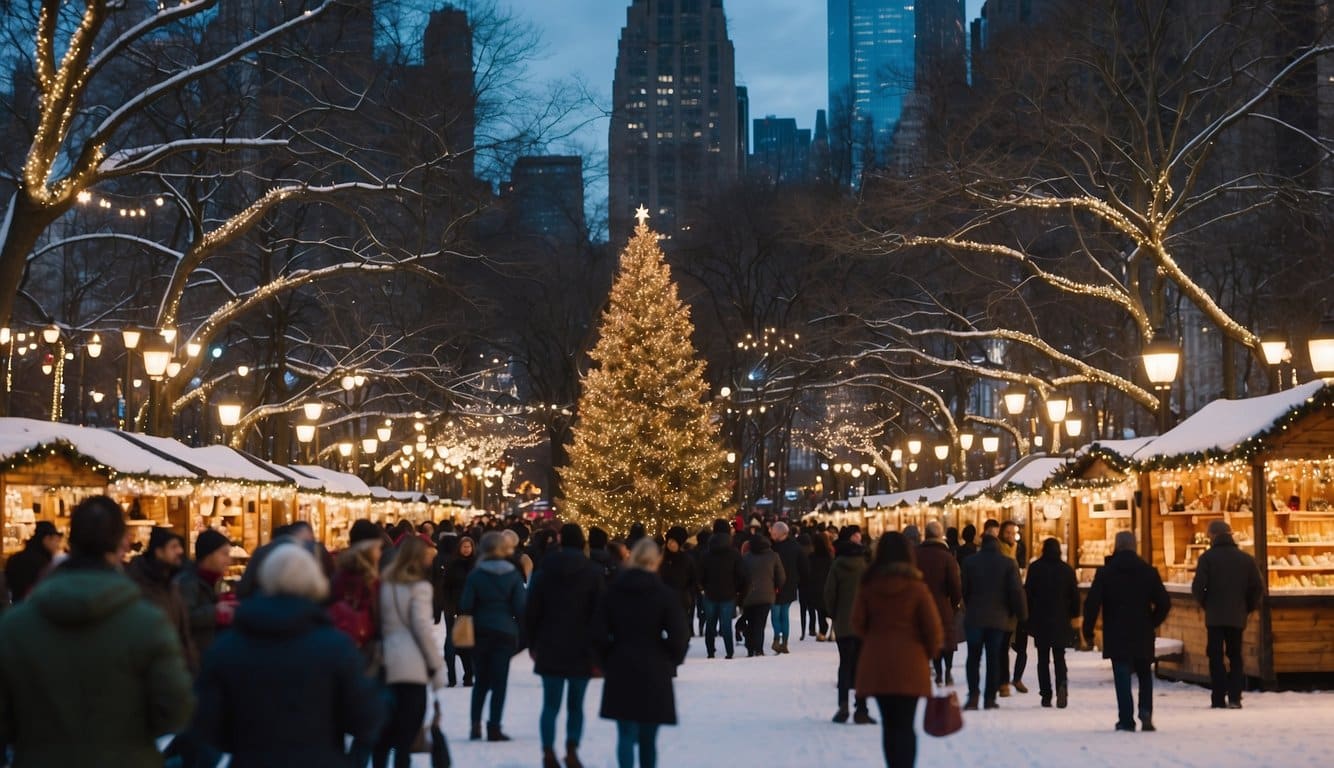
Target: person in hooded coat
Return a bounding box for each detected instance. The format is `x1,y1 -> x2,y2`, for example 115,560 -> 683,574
1082,531 -> 1170,732
853,532 -> 943,768
698,531 -> 748,659
127,526 -> 198,672
460,530 -> 527,742
1025,537 -> 1080,708
800,531 -> 834,641
657,526 -> 700,631
3,521 -> 62,604
1191,520 -> 1263,709
525,524 -> 605,768
441,535 -> 477,686
916,521 -> 962,686
594,539 -> 688,768
192,543 -> 384,768
740,536 -> 784,657
0,495 -> 194,767
825,531 -> 872,724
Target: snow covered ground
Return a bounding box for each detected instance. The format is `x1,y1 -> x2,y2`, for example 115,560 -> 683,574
427,626 -> 1333,768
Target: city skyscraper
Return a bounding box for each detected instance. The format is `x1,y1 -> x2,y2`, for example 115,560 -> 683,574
609,0 -> 739,244
828,1 -> 966,182
503,156 -> 585,243
750,116 -> 812,184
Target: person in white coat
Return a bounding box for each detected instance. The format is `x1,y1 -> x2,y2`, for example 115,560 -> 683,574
375,534 -> 445,768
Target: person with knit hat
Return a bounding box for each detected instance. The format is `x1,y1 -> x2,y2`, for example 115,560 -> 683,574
3,520 -> 62,604
330,519 -> 384,665
126,526 -> 197,671
524,523 -> 605,768
176,529 -> 236,659
658,526 -> 700,633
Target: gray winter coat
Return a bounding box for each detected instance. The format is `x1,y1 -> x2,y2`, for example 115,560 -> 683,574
1191,535 -> 1264,629
961,536 -> 1027,631
742,539 -> 785,607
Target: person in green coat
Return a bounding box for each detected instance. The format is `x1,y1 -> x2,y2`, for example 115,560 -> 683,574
0,495 -> 194,767
824,529 -> 871,725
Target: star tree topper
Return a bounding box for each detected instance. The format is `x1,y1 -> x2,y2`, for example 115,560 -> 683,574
634,204 -> 650,227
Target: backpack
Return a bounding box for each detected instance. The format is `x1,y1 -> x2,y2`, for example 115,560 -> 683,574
329,586 -> 374,648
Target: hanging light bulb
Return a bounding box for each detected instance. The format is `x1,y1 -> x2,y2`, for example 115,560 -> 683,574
86,333 -> 102,358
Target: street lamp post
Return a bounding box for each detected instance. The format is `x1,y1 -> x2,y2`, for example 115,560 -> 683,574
119,327 -> 142,430
1142,328 -> 1182,434
217,395 -> 243,446
1308,314 -> 1334,382
141,336 -> 172,436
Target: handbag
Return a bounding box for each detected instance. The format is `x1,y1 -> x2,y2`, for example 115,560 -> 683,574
452,614 -> 476,648
410,700 -> 451,766
923,689 -> 964,737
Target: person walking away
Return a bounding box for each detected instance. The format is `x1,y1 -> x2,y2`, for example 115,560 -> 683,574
1082,530 -> 1170,732
588,527 -> 617,580
960,532 -> 1026,710
525,523 -> 605,768
916,522 -> 961,686
127,526 -> 198,672
658,526 -> 700,635
769,522 -> 809,654
460,530 -> 527,741
177,529 -> 236,659
3,521 -> 61,604
803,531 -> 834,641
699,530 -> 748,659
690,527 -> 714,635
375,535 -> 445,768
594,539 -> 689,768
192,543 -> 385,767
741,535 -> 784,657
853,532 -> 943,768
997,520 -> 1029,695
1191,520 -> 1264,709
330,520 -> 385,673
825,532 -> 873,724
1025,537 -> 1080,708
442,536 -> 477,686
955,524 -> 978,566
0,495 -> 193,766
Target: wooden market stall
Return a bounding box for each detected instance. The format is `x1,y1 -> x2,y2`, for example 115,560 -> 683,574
287,464 -> 373,550
1131,380 -> 1334,685
992,455 -> 1074,565
0,419 -> 199,556
1056,438 -> 1152,584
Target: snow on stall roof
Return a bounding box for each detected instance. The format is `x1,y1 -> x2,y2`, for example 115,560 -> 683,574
950,478 -> 995,503
261,462 -> 324,491
0,418 -> 198,479
369,486 -> 394,500
999,455 -> 1070,491
291,464 -> 372,497
910,481 -> 965,505
391,490 -> 426,503
111,432 -> 290,485
1133,380 -> 1327,461
1075,436 -> 1155,459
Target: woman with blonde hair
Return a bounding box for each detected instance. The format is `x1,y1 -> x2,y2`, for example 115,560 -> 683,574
460,530 -> 527,741
595,538 -> 689,768
193,543 -> 384,766
373,534 -> 444,768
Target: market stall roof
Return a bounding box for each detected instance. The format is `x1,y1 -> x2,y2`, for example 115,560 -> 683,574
111,432 -> 292,486
290,464 -> 373,498
0,418 -> 198,480
950,478 -> 996,504
911,481 -> 965,505
1075,436 -> 1155,459
260,462 -> 325,491
850,490 -> 911,508
390,490 -> 429,503
1132,380 -> 1327,464
999,455 -> 1071,492
368,486 -> 394,500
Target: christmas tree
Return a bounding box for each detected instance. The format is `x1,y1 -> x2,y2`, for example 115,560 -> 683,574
561,207 -> 728,535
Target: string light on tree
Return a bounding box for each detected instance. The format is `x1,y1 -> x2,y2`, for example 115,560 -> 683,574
562,207 -> 728,535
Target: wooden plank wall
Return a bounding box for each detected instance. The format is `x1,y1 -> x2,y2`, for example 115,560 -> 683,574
1271,601 -> 1334,674
1156,592 -> 1261,682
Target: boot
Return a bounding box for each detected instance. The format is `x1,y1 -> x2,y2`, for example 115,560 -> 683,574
853,704 -> 876,725
486,723 -> 511,742
778,639 -> 789,654
998,683 -> 1012,698
963,693 -> 979,711
831,707 -> 850,723
565,742 -> 584,768
1012,680 -> 1029,694
469,721 -> 482,741
945,671 -> 954,686
771,636 -> 780,652
1056,685 -> 1068,709
1040,694 -> 1052,708
542,748 -> 560,768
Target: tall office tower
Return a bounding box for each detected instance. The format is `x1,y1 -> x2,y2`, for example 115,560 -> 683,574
737,85 -> 750,174
421,6 -> 476,159
609,0 -> 739,244
828,1 -> 966,182
750,116 -> 812,184
504,156 -> 586,243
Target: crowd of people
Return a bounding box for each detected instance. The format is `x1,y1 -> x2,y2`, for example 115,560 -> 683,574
0,497 -> 1265,767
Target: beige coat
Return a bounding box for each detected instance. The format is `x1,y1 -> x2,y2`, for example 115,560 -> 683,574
380,580 -> 445,687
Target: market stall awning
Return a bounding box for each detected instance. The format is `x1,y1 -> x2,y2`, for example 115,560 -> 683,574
1133,380 -> 1327,464
0,418 -> 198,481
368,485 -> 395,500
289,464 -> 373,498
998,455 -> 1071,493
111,432 -> 293,487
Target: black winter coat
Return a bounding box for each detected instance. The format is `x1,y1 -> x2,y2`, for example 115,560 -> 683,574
193,594 -> 385,767
595,569 -> 689,725
658,548 -> 700,615
773,538 -> 810,604
3,543 -> 52,604
699,534 -> 748,603
1082,549 -> 1170,661
175,562 -> 224,658
961,537 -> 1027,631
524,547 -> 605,677
440,552 -> 475,617
802,548 -> 833,612
1024,554 -> 1080,646
1191,535 -> 1263,629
